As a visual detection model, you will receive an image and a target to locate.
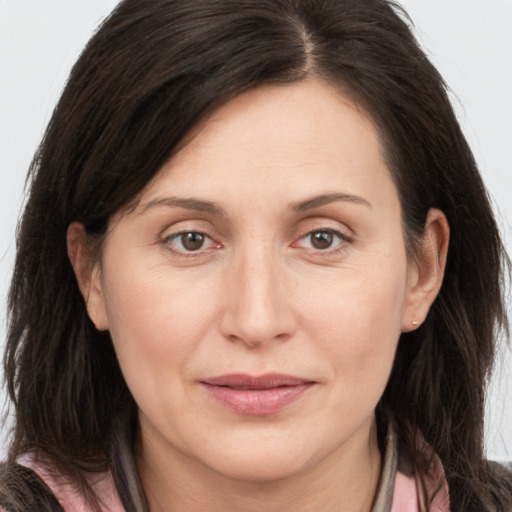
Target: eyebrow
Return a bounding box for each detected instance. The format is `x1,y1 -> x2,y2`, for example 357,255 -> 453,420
291,193 -> 372,212
139,192 -> 371,216
140,197 -> 226,216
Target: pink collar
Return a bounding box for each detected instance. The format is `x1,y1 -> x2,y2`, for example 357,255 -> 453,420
18,427 -> 450,512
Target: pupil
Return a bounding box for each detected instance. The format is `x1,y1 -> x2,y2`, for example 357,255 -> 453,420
312,231 -> 333,250
182,232 -> 204,251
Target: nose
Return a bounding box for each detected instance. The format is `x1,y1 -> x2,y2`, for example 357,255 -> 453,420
219,245 -> 297,348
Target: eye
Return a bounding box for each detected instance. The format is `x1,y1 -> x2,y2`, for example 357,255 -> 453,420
296,229 -> 348,251
164,231 -> 219,254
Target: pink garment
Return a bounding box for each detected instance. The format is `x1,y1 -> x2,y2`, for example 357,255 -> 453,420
16,454 -> 124,512
15,452 -> 450,511
391,461 -> 450,511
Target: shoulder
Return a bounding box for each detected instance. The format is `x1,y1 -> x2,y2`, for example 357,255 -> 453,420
483,461 -> 512,511
391,456 -> 450,512
383,425 -> 450,512
0,460 -> 63,511
486,460 -> 512,485
0,455 -> 125,512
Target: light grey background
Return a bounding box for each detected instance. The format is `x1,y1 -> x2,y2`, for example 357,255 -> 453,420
1,1 -> 511,460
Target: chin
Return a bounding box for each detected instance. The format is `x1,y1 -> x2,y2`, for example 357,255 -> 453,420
190,430 -> 327,484
207,451 -> 310,483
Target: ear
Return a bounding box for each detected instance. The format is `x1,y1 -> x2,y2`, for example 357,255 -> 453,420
401,208 -> 449,332
67,222 -> 109,331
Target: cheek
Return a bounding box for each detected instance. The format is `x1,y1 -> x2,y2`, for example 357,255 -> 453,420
100,260 -> 221,391
298,258 -> 407,383
296,269 -> 406,435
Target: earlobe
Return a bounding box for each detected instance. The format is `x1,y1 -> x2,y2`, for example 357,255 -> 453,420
67,222 -> 109,331
401,208 -> 449,332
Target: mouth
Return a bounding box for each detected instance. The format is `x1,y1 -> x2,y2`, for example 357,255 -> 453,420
200,373 -> 315,416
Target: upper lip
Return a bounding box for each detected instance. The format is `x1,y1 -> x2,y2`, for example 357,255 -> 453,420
201,373 -> 314,390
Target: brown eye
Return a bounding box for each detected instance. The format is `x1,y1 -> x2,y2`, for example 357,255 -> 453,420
310,231 -> 334,250
180,232 -> 206,251
165,231 -> 217,254
294,229 -> 348,253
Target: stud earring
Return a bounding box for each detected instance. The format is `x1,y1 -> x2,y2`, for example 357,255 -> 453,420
411,321 -> 420,326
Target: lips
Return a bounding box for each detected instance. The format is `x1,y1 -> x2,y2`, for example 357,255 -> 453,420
200,373 -> 315,415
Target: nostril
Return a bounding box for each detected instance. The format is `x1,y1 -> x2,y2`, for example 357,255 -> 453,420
225,332 -> 289,348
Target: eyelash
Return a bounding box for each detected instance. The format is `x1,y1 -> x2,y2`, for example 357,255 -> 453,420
162,230 -> 220,258
162,227 -> 352,258
293,228 -> 352,255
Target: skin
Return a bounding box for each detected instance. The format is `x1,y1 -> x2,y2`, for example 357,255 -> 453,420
69,79 -> 449,511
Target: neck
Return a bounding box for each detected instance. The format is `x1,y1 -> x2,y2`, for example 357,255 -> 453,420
136,416 -> 382,512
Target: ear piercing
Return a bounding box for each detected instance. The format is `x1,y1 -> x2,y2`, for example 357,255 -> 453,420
411,321 -> 420,326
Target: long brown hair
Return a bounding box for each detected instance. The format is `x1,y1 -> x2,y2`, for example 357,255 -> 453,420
2,1 -> 511,510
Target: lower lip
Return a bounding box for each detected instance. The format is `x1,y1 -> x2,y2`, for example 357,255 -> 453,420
201,383 -> 314,415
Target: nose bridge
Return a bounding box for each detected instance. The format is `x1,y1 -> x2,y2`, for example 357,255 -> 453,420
221,240 -> 295,346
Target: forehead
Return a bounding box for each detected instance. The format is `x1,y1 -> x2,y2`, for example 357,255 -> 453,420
133,79 -> 399,219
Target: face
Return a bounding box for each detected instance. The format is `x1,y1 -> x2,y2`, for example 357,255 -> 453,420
76,79 -> 444,483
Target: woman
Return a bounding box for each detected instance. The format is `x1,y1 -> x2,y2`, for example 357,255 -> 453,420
1,0 -> 511,510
